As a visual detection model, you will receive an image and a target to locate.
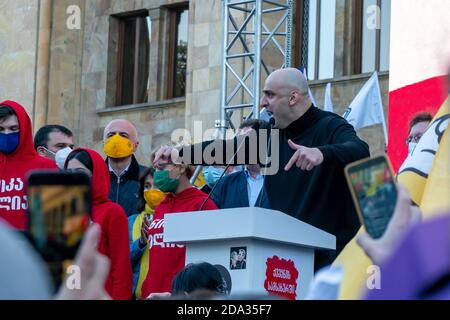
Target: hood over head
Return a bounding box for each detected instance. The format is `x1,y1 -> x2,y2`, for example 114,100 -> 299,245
66,148 -> 111,205
0,100 -> 37,159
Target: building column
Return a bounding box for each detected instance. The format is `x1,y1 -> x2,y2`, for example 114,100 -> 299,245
34,0 -> 53,131
342,0 -> 359,76
334,0 -> 347,78
148,7 -> 168,102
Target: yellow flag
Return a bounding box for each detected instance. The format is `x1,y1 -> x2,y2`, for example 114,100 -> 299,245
420,127 -> 450,216
333,230 -> 372,300
397,97 -> 449,205
193,170 -> 206,187
334,96 -> 449,300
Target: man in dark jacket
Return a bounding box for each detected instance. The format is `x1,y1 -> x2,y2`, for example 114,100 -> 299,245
211,119 -> 269,209
155,68 -> 370,271
103,119 -> 147,217
211,167 -> 269,209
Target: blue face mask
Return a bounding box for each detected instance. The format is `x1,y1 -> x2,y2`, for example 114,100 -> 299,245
0,132 -> 19,155
203,166 -> 225,187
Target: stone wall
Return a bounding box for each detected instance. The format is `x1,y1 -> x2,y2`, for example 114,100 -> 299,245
0,0 -> 39,115
185,0 -> 389,156
95,99 -> 186,165
0,0 -> 389,163
185,0 -> 223,135
45,0 -> 188,164
46,0 -> 85,138
310,73 -> 390,157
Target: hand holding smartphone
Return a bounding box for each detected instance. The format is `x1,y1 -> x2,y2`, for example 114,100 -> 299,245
27,171 -> 91,292
344,155 -> 397,239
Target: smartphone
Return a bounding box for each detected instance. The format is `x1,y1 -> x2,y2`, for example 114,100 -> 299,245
27,171 -> 91,292
344,155 -> 397,239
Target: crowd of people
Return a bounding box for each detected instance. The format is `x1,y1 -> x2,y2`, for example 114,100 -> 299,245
0,67 -> 448,300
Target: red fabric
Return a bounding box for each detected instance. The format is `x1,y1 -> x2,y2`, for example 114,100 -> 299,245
141,187 -> 218,297
387,76 -> 447,172
75,148 -> 132,300
0,100 -> 57,230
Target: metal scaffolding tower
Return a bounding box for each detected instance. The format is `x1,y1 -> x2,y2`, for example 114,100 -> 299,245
190,0 -> 294,184
218,0 -> 294,134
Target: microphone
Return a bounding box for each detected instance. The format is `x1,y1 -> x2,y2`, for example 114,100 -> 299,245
256,117 -> 274,208
199,117 -> 274,210
269,117 -> 275,127
199,134 -> 248,210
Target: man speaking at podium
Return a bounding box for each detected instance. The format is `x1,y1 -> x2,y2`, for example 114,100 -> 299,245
155,68 -> 370,271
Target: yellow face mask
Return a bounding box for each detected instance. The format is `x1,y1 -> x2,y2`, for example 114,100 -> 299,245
144,189 -> 167,210
103,134 -> 134,158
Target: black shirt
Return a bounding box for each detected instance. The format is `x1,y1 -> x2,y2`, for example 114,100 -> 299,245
180,106 -> 370,270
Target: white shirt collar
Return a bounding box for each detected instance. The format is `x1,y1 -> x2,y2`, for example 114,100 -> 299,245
244,167 -> 263,180
109,160 -> 132,177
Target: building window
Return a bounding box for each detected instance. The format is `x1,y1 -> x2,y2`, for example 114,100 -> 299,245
296,0 -> 390,80
167,7 -> 188,99
115,13 -> 151,106
297,0 -> 336,81
355,0 -> 391,73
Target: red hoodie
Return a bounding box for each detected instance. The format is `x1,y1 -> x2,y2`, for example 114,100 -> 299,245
0,100 -> 57,230
75,148 -> 133,300
140,187 -> 217,297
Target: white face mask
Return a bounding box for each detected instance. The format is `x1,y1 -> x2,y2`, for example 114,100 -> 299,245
41,147 -> 56,159
408,142 -> 418,156
55,147 -> 73,169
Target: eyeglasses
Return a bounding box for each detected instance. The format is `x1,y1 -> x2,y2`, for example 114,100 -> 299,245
406,134 -> 423,145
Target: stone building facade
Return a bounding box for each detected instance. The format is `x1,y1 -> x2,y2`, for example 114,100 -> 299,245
0,0 -> 390,164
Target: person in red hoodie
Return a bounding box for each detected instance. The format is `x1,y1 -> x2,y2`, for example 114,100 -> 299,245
140,148 -> 218,298
0,101 -> 56,230
65,148 -> 132,300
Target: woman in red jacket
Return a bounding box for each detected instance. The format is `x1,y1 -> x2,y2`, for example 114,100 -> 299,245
65,148 -> 132,300
140,156 -> 218,298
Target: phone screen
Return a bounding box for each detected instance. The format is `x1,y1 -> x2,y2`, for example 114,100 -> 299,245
345,156 -> 397,239
27,172 -> 91,291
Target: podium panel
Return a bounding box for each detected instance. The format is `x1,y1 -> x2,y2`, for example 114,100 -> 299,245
164,207 -> 335,300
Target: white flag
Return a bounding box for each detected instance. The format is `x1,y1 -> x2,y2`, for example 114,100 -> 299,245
343,72 -> 388,143
324,83 -> 334,112
299,67 -> 317,107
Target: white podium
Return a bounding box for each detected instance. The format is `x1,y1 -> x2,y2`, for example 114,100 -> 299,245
164,207 -> 335,300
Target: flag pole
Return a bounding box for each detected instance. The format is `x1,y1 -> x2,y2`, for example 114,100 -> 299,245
374,72 -> 389,145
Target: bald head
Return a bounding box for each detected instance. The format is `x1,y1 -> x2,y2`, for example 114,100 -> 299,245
266,68 -> 309,96
104,119 -> 139,144
261,68 -> 312,129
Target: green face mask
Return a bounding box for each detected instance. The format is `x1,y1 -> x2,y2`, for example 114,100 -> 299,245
153,169 -> 179,193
